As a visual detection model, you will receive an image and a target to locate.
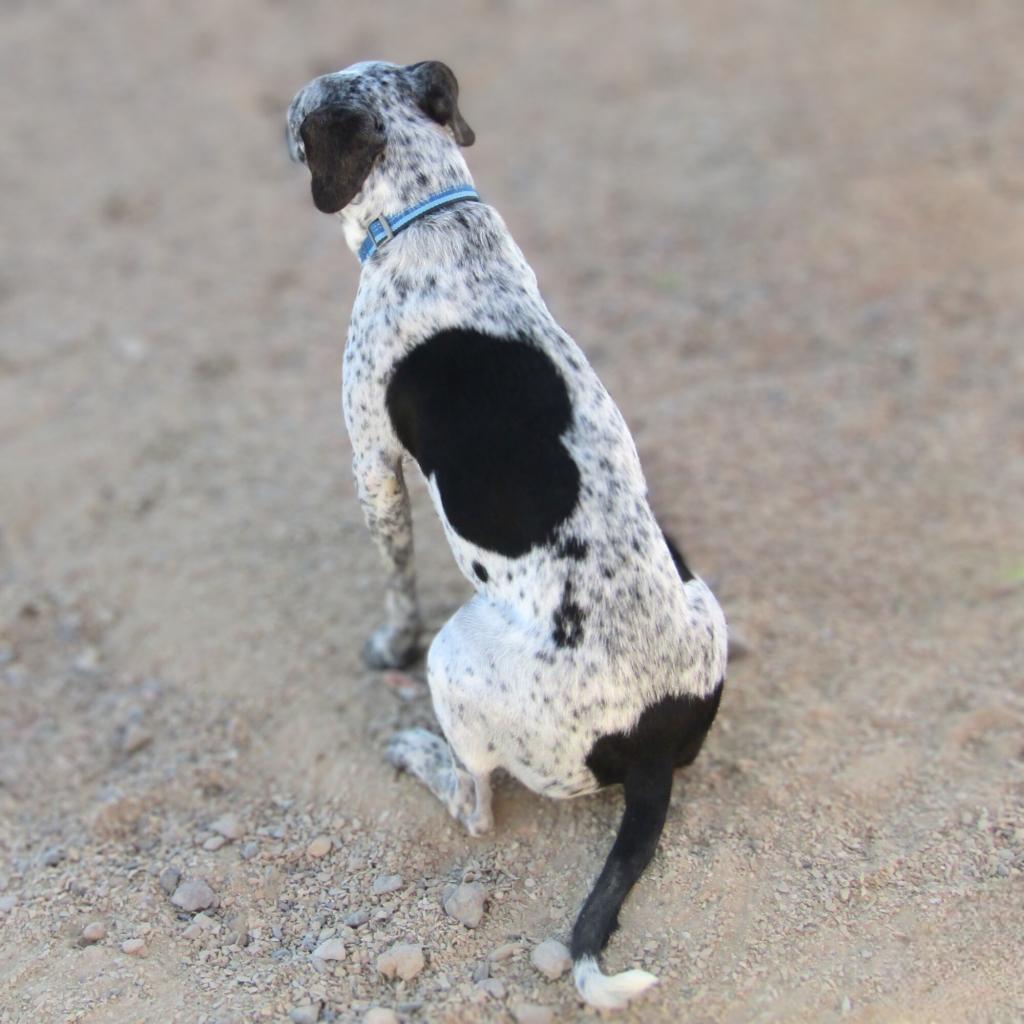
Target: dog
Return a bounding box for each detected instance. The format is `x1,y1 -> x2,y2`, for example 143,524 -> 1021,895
286,60 -> 728,1010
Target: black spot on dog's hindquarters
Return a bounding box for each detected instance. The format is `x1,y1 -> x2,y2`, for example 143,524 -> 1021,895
585,681 -> 724,787
386,328 -> 580,557
552,579 -> 585,649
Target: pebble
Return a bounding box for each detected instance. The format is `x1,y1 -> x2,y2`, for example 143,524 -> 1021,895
289,1003 -> 321,1024
377,941 -> 425,981
42,847 -> 65,867
344,909 -> 370,928
513,1004 -> 554,1024
364,1010 -> 400,1024
240,841 -> 259,861
203,836 -> 226,852
171,878 -> 215,912
312,937 -> 346,961
489,942 -> 520,961
443,881 -> 487,928
372,873 -> 404,896
80,921 -> 106,944
158,865 -> 181,895
121,723 -> 153,755
531,939 -> 571,980
477,978 -> 506,999
307,836 -> 332,859
210,813 -> 245,841
121,938 -> 147,957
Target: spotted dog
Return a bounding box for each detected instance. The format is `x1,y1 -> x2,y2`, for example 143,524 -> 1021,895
286,60 -> 728,1010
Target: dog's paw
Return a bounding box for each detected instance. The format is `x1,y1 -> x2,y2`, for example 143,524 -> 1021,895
362,624 -> 420,670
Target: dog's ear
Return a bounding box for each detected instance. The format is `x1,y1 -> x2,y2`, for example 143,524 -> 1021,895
299,105 -> 386,214
407,61 -> 475,146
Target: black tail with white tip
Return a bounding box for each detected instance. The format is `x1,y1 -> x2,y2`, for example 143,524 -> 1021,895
570,756 -> 674,1009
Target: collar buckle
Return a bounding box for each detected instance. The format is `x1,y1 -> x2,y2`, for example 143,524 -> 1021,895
370,214 -> 394,248
358,185 -> 480,265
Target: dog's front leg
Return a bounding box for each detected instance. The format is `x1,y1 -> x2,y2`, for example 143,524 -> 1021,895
355,454 -> 421,668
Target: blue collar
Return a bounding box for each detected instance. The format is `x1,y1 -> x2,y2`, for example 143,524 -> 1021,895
358,185 -> 480,264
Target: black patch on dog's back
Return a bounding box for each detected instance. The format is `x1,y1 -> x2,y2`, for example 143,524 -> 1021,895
386,329 -> 580,557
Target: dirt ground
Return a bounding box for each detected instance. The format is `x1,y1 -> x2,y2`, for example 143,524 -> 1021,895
2,1 -> 1023,1022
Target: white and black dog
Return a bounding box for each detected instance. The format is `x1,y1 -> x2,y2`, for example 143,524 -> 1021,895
287,60 -> 728,1010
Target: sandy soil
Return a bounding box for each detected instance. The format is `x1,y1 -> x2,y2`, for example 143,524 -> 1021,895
2,1 -> 1023,1022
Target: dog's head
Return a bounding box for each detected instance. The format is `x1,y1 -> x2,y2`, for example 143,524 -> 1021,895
286,61 -> 475,216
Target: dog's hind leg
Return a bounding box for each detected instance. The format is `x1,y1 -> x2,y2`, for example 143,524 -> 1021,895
387,727 -> 494,836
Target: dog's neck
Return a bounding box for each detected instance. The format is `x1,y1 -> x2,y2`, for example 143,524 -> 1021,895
336,135 -> 475,258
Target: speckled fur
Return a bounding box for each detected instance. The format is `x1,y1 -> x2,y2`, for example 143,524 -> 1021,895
288,60 -> 728,1004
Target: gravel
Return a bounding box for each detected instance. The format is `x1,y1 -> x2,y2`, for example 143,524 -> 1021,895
306,835 -> 332,858
158,865 -> 181,895
371,873 -> 404,895
121,938 -> 147,957
80,921 -> 107,944
377,942 -> 425,981
41,847 -> 65,867
512,1004 -> 555,1024
288,1003 -> 321,1024
530,939 -> 571,980
364,1010 -> 400,1024
170,878 -> 215,912
312,937 -> 346,961
443,881 -> 487,928
210,813 -> 245,840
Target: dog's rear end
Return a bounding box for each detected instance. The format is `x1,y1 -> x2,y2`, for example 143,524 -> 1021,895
569,531 -> 724,1008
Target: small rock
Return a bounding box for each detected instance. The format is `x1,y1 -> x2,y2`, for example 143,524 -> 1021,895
158,865 -> 181,895
121,938 -> 147,957
444,881 -> 487,928
472,961 -> 490,982
513,1004 -> 554,1024
489,942 -> 520,961
121,723 -> 153,755
531,939 -> 571,980
364,1009 -> 399,1024
203,835 -> 226,852
0,895 -> 15,914
307,835 -> 332,859
171,878 -> 215,912
312,937 -> 346,961
224,911 -> 249,947
344,909 -> 370,928
42,847 -> 65,867
372,873 -> 404,896
377,941 -> 425,981
477,978 -> 506,999
240,841 -> 259,861
80,921 -> 106,944
210,813 -> 245,841
289,1004 -> 321,1024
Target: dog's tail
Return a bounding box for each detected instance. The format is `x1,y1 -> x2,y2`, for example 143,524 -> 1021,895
570,755 -> 674,1010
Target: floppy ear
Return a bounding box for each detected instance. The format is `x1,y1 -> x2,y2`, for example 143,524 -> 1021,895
299,105 -> 386,214
407,61 -> 475,146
